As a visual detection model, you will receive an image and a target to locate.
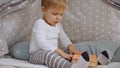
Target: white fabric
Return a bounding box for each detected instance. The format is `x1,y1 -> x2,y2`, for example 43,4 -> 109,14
0,58 -> 48,68
29,19 -> 72,54
72,56 -> 89,68
0,58 -> 120,68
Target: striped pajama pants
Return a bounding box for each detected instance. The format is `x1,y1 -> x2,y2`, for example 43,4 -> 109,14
29,49 -> 72,68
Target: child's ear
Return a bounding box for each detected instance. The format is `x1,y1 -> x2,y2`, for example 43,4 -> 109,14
41,6 -> 46,12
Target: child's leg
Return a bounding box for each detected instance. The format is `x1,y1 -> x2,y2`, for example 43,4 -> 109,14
29,49 -> 89,68
29,49 -> 73,68
97,49 -> 113,65
71,52 -> 89,68
74,41 -> 118,64
98,50 -> 109,65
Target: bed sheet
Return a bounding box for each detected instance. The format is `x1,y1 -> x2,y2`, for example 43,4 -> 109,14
0,58 -> 120,68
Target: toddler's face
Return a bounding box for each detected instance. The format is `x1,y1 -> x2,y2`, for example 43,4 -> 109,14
42,7 -> 65,26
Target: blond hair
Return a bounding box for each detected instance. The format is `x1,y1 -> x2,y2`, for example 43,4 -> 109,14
41,0 -> 67,10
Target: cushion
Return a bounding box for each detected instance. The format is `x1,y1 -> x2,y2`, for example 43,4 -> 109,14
9,42 -> 29,60
112,47 -> 120,62
9,41 -> 120,62
74,41 -> 120,62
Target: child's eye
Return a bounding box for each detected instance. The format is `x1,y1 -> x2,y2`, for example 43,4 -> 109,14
60,14 -> 63,16
52,13 -> 58,15
51,12 -> 63,16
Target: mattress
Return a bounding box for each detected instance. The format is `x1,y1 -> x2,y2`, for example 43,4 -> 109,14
0,58 -> 120,68
0,58 -> 48,68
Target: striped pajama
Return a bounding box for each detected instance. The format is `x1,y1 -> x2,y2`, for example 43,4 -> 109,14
29,49 -> 72,68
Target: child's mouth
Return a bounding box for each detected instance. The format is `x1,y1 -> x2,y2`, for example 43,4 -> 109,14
55,21 -> 59,24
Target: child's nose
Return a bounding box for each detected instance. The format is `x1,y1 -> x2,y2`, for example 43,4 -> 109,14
56,15 -> 62,20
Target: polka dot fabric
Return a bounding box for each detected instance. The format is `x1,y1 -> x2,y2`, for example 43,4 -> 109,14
0,27 -> 8,56
61,0 -> 120,43
1,0 -> 120,47
0,0 -> 42,47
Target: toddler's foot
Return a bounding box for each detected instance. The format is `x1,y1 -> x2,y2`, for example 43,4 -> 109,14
98,50 -> 109,65
71,52 -> 89,68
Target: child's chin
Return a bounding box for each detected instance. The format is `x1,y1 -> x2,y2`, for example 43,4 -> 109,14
54,22 -> 59,24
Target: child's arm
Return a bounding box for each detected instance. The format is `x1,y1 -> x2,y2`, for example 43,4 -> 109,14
67,44 -> 82,54
58,24 -> 81,55
54,48 -> 73,60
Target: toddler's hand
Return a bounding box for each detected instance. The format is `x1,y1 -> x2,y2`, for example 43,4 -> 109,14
70,49 -> 81,54
55,48 -> 73,60
61,52 -> 73,60
68,44 -> 82,55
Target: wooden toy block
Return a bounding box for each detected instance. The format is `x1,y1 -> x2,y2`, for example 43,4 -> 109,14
72,54 -> 98,68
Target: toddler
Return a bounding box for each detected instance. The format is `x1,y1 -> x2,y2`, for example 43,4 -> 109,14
29,0 -> 89,68
29,0 -> 110,68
